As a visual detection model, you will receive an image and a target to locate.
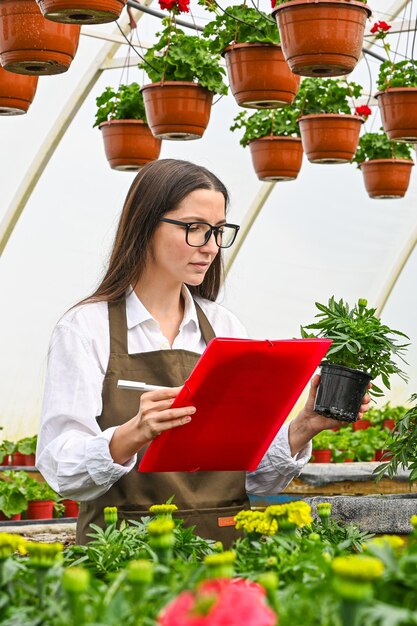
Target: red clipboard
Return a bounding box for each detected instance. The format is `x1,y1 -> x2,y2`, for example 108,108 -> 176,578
138,337 -> 332,473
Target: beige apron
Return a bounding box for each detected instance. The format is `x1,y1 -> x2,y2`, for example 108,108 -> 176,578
76,298 -> 249,545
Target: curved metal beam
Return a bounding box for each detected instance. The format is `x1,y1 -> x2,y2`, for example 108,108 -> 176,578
0,2 -> 151,257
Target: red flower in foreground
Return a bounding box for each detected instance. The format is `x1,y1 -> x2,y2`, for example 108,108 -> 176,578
355,105 -> 372,118
370,20 -> 391,34
159,0 -> 190,12
158,578 -> 277,626
271,0 -> 277,8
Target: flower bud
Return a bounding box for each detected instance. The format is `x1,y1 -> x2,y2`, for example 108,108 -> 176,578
358,298 -> 368,309
204,550 -> 236,578
62,567 -> 90,593
26,542 -> 64,569
149,504 -> 178,518
127,559 -> 154,585
103,506 -> 118,526
258,571 -> 279,593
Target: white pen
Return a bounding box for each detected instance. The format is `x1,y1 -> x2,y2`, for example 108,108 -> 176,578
117,379 -> 169,391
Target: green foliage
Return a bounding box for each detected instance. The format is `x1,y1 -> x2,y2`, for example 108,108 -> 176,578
301,297 -> 409,396
94,83 -> 146,127
377,59 -> 417,91
230,107 -> 301,146
16,435 -> 37,456
0,470 -> 59,518
0,440 -> 15,464
312,430 -> 335,451
202,4 -> 279,55
367,403 -> 408,428
353,131 -> 413,164
374,394 -> 417,483
297,78 -> 363,115
140,22 -> 228,95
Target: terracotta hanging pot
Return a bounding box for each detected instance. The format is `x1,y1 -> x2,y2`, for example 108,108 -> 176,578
223,43 -> 300,109
0,0 -> 80,75
272,0 -> 372,77
36,0 -> 126,24
0,66 -> 38,114
249,136 -> 303,181
360,159 -> 414,199
141,81 -> 213,140
298,114 -> 362,163
376,88 -> 417,143
99,120 -> 162,171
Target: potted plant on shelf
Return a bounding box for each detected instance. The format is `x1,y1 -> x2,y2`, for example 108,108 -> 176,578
94,83 -> 162,172
0,440 -> 16,466
140,2 -> 227,140
36,0 -> 126,24
371,21 -> 417,143
0,66 -> 38,115
26,476 -> 58,519
353,131 -> 414,199
202,3 -> 300,109
0,472 -> 28,521
271,0 -> 371,77
332,427 -> 354,462
311,430 -> 334,463
13,435 -> 37,466
296,78 -> 365,164
301,297 -> 409,423
230,106 -> 303,180
0,0 -> 80,75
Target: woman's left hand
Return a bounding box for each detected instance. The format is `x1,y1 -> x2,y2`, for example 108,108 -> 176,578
288,374 -> 371,456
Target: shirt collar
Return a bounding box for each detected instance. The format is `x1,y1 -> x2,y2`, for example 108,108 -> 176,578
126,285 -> 199,331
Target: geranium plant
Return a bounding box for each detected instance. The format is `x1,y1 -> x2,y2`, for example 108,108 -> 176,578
353,131 -> 413,164
230,107 -> 300,146
371,20 -> 417,90
297,77 -> 363,115
94,83 -> 147,127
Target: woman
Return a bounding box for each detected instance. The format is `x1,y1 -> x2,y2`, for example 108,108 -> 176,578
37,159 -> 369,545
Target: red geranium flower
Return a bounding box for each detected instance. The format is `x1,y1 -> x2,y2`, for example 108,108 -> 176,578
370,20 -> 391,34
158,578 -> 277,626
159,0 -> 190,12
355,105 -> 372,118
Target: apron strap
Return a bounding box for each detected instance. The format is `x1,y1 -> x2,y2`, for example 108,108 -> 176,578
108,296 -> 216,355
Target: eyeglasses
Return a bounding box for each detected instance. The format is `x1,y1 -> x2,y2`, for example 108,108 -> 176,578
160,218 -> 240,248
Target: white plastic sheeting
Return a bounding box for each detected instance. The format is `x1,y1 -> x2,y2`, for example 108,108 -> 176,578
1,0 -> 417,439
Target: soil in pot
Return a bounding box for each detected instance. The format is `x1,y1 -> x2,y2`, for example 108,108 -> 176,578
0,0 -> 80,75
141,82 -> 213,140
298,114 -> 362,163
99,120 -> 162,171
314,362 -> 372,423
360,159 -> 414,199
0,66 -> 38,114
272,0 -> 372,77
377,88 -> 417,143
36,0 -> 126,24
249,136 -> 303,181
223,43 -> 300,109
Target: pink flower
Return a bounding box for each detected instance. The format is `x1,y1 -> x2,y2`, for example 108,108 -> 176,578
158,578 -> 277,626
355,105 -> 372,118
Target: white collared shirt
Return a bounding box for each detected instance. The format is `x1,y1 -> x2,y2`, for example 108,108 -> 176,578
36,287 -> 311,501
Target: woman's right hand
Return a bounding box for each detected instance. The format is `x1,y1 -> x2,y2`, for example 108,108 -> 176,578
109,386 -> 195,465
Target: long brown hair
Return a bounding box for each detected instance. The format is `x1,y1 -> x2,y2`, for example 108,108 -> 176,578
85,159 -> 229,304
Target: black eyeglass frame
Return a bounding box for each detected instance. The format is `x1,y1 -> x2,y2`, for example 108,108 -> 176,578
159,217 -> 240,248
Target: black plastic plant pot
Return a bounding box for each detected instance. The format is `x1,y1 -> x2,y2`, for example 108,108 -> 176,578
314,363 -> 372,422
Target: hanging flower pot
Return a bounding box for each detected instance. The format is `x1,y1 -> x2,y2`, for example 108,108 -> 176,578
272,0 -> 372,77
36,0 -> 126,24
376,88 -> 417,143
360,159 -> 414,199
298,114 -> 362,163
141,82 -> 214,140
223,43 -> 300,109
99,120 -> 162,171
249,136 -> 303,181
27,499 -> 54,519
0,0 -> 80,75
0,66 -> 38,114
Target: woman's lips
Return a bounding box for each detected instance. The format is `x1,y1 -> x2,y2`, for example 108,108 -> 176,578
190,262 -> 210,270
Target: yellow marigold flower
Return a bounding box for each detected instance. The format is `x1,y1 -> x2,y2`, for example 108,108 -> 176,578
26,542 -> 64,569
149,504 -> 178,516
235,510 -> 278,536
410,515 -> 417,529
287,502 -> 313,527
148,518 -> 175,536
331,555 -> 384,582
0,533 -> 28,558
204,551 -> 236,567
367,535 -> 405,551
265,504 -> 288,521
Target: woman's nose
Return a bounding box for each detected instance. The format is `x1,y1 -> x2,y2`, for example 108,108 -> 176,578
200,231 -> 219,254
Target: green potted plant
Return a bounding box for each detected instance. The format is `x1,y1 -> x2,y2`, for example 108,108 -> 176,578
230,107 -> 303,180
0,440 -> 16,466
0,471 -> 29,520
311,429 -> 334,462
296,78 -> 365,163
202,3 -> 299,108
271,0 -> 371,77
301,297 -> 409,423
13,435 -> 37,466
140,9 -> 227,140
94,83 -> 162,171
36,0 -> 126,24
353,131 -> 414,199
26,477 -> 58,519
371,21 -> 417,143
332,427 -> 354,462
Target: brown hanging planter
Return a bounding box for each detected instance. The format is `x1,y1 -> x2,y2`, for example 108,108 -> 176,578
272,0 -> 372,77
99,120 -> 162,171
376,88 -> 417,143
249,136 -> 303,181
141,81 -> 213,140
298,114 -> 362,164
0,0 -> 80,75
0,66 -> 38,114
36,0 -> 126,24
223,42 -> 300,109
360,159 -> 414,199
